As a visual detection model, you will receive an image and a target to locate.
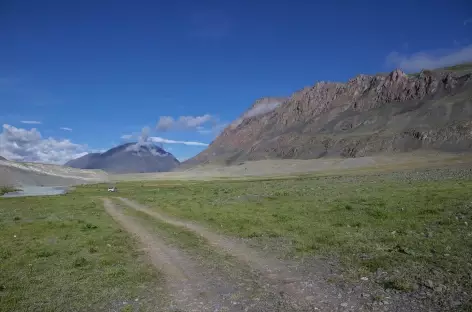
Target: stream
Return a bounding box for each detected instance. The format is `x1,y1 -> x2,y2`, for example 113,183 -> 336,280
2,186 -> 68,198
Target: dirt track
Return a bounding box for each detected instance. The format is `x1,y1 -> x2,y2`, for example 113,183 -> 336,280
104,198 -> 319,312
115,197 -> 350,308
106,197 -> 436,312
104,198 -> 247,311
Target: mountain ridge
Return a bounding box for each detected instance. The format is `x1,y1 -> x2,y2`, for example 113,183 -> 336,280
184,63 -> 472,166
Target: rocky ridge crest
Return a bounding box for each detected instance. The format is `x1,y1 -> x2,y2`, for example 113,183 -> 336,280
185,65 -> 472,166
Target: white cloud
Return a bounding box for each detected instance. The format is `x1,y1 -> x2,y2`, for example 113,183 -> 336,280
121,134 -> 133,140
121,127 -> 151,141
246,102 -> 281,118
139,126 -> 150,143
60,127 -> 72,131
90,148 -> 106,154
124,140 -> 169,157
156,114 -> 213,131
386,44 -> 472,72
149,136 -> 208,146
230,99 -> 283,129
156,116 -> 175,131
20,120 -> 42,125
0,124 -> 88,164
120,127 -> 209,148
197,123 -> 228,136
196,126 -> 213,135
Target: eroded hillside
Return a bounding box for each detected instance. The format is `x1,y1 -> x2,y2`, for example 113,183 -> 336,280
185,64 -> 472,166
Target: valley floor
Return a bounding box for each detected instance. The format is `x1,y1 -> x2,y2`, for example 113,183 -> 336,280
112,152 -> 472,181
1,162 -> 472,311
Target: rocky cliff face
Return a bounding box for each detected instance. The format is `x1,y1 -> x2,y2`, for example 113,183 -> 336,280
65,142 -> 180,173
185,64 -> 472,166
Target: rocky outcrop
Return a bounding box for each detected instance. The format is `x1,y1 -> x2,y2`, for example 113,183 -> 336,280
185,64 -> 472,166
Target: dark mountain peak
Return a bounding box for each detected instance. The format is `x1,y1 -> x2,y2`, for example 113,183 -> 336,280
100,142 -> 135,157
65,142 -> 179,173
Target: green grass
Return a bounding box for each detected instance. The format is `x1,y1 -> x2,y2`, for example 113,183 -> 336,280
80,171 -> 472,295
2,167 -> 472,310
0,193 -> 168,312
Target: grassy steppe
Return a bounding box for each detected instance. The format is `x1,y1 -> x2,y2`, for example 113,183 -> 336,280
0,193 -> 167,312
83,168 -> 472,295
1,166 -> 471,311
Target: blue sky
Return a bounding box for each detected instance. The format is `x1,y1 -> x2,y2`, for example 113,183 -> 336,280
1,0 -> 471,163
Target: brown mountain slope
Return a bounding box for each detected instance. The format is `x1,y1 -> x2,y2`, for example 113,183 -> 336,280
185,64 -> 472,166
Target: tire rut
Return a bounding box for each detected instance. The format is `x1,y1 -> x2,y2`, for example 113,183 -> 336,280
103,198 -> 242,311
115,197 -> 373,311
103,198 -> 307,312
